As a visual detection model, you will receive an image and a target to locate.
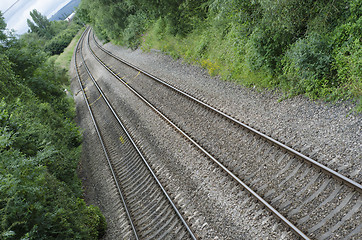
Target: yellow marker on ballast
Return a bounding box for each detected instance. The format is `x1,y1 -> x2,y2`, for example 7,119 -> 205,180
89,94 -> 102,106
119,136 -> 125,144
134,71 -> 141,79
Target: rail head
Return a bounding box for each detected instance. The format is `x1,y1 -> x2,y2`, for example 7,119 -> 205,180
83,29 -> 197,240
88,29 -> 312,240
91,31 -> 362,194
75,27 -> 139,240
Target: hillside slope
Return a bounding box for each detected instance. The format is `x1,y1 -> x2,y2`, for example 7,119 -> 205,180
49,0 -> 80,21
78,0 -> 362,111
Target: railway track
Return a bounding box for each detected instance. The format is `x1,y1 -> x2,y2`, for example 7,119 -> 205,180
74,27 -> 196,240
80,28 -> 362,240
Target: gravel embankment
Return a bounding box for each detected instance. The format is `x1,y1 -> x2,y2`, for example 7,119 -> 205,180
102,42 -> 361,183
71,33 -> 361,239
70,50 -> 134,240
78,35 -> 296,239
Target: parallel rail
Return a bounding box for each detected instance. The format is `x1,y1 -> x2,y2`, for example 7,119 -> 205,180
74,27 -> 139,239
92,31 -> 362,194
86,30 -> 313,239
87,29 -> 362,240
75,27 -> 196,240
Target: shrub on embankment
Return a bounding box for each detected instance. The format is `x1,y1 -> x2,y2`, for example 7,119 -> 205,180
78,0 -> 362,111
0,11 -> 106,239
27,9 -> 83,56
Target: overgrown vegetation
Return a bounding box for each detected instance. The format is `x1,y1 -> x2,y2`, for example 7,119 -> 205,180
78,0 -> 362,111
0,11 -> 106,239
27,9 -> 82,55
53,29 -> 84,71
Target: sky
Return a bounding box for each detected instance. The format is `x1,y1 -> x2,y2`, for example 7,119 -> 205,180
0,0 -> 71,35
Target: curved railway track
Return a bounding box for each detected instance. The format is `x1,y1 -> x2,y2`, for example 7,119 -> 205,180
79,28 -> 362,240
75,27 -> 196,240
91,31 -> 362,193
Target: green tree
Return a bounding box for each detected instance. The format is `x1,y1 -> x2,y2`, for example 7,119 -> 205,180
0,12 -> 7,41
78,0 -> 362,106
27,9 -> 53,39
1,9 -> 107,239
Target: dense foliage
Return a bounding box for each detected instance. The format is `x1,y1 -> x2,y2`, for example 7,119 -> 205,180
27,9 -> 82,55
0,12 -> 106,239
44,23 -> 82,55
79,0 -> 361,110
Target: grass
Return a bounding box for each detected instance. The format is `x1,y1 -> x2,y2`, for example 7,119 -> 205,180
47,27 -> 85,95
141,22 -> 276,90
54,27 -> 84,71
139,20 -> 361,113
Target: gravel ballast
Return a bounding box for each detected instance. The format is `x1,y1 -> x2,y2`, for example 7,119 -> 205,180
101,42 -> 361,183
84,32 -> 296,239
71,32 -> 361,239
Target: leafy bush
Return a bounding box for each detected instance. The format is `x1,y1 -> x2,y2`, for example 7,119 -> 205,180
0,98 -> 106,240
245,23 -> 296,73
78,0 -> 362,110
282,33 -> 334,98
152,18 -> 168,41
332,17 -> 362,100
6,35 -> 47,80
0,12 -> 106,239
0,53 -> 24,100
0,149 -> 105,240
44,23 -> 82,55
123,11 -> 149,49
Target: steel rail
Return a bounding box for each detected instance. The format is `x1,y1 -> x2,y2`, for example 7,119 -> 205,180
92,32 -> 362,195
82,29 -> 197,240
87,29 -> 311,240
75,27 -> 139,240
